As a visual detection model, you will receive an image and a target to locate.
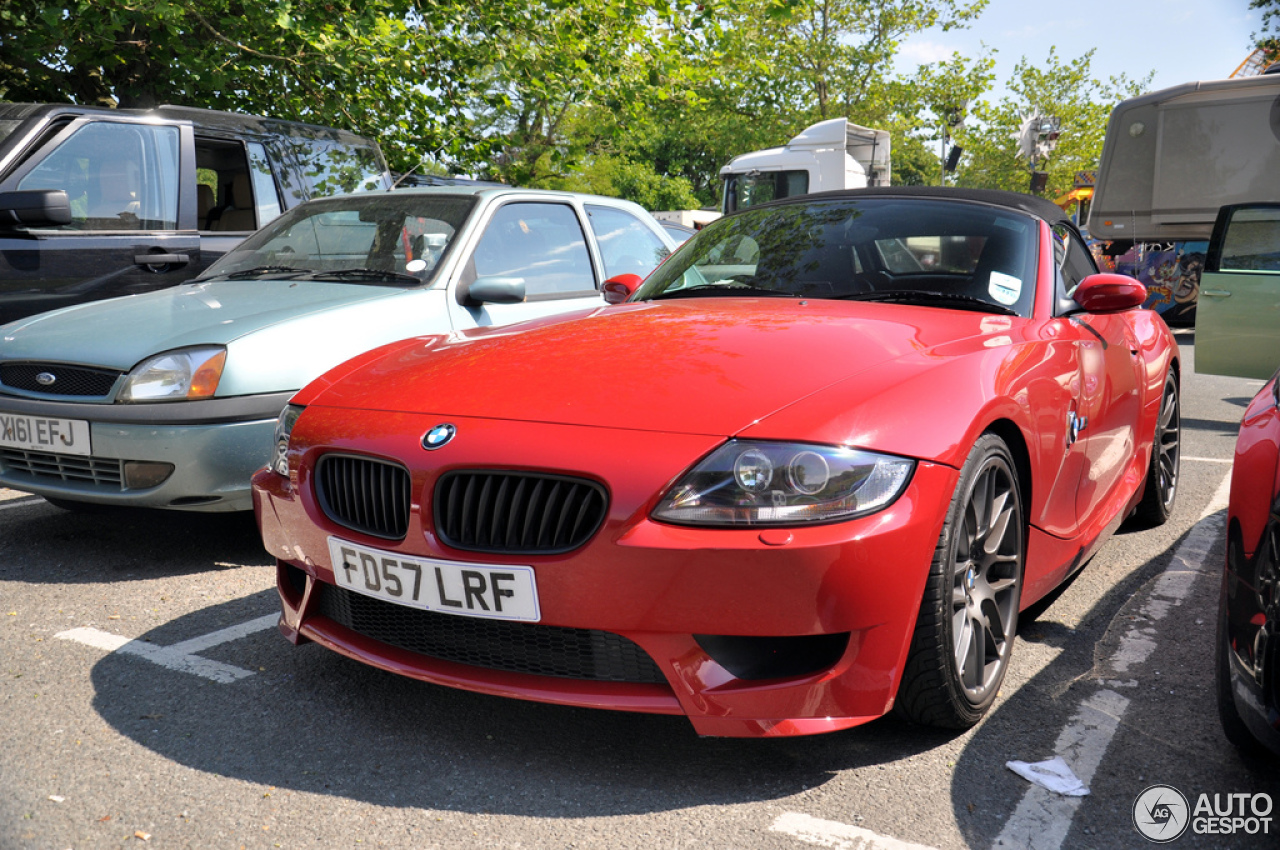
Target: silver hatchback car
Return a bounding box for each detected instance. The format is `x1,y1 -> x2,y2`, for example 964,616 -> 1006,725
0,186 -> 675,511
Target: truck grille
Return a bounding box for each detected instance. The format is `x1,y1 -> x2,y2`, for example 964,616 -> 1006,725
0,363 -> 120,397
434,470 -> 607,555
315,584 -> 667,684
315,454 -> 411,540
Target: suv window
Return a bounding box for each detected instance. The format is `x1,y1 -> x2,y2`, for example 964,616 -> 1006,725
473,203 -> 595,296
18,121 -> 180,230
289,138 -> 388,200
585,204 -> 670,278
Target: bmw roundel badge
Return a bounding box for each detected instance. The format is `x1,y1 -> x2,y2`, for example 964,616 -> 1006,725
422,423 -> 456,450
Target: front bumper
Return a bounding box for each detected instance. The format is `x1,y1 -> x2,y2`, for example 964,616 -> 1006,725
252,413 -> 960,737
0,391 -> 292,511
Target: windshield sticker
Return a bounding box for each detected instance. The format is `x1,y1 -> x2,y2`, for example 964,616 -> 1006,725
989,271 -> 1022,305
406,259 -> 428,273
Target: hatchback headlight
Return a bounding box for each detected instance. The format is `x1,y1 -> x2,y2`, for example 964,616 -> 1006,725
270,404 -> 305,476
119,346 -> 227,402
653,441 -> 914,526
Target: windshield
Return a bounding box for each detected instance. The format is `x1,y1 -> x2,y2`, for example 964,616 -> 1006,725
198,193 -> 477,286
636,197 -> 1041,317
722,169 -> 809,213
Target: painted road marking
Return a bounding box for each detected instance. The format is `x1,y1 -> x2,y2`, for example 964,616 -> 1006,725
772,812 -> 940,850
991,472 -> 1232,850
55,613 -> 278,684
0,496 -> 47,512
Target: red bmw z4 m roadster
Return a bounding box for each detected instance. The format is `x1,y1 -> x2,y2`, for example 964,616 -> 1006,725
253,187 -> 1181,738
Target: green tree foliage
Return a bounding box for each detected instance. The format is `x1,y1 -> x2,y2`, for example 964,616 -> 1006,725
954,48 -> 1149,198
0,0 -> 1152,206
1253,0 -> 1280,58
0,0 -> 681,177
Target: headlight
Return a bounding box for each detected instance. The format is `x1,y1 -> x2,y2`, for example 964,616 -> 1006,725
119,346 -> 227,402
653,441 -> 915,526
270,404 -> 304,476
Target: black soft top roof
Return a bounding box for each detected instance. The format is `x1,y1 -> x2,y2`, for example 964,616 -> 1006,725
751,185 -> 1071,226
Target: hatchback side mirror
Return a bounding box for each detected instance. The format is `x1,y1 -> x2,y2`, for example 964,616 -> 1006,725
1072,273 -> 1147,313
602,273 -> 643,305
467,276 -> 526,304
0,189 -> 72,227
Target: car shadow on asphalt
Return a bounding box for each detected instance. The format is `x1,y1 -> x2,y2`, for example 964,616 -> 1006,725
950,506 -> 1280,849
0,497 -> 268,583
84,588 -> 960,817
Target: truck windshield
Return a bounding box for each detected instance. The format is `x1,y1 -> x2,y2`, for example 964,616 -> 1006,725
723,170 -> 809,213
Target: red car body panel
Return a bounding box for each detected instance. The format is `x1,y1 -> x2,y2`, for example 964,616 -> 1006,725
255,193 -> 1179,737
1222,378 -> 1280,755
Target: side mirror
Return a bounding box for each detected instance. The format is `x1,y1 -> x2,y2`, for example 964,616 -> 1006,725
467,276 -> 526,304
602,273 -> 643,305
0,189 -> 72,227
1072,273 -> 1147,313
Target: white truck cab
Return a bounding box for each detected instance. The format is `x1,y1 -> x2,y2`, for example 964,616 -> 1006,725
719,118 -> 891,213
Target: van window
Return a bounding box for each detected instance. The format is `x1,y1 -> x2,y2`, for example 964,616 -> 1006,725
17,121 -> 180,230
1218,207 -> 1280,271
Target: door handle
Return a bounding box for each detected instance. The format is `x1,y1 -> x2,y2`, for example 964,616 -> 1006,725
1199,289 -> 1232,298
134,253 -> 190,266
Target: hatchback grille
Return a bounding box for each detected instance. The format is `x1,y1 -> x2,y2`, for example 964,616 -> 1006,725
315,584 -> 667,684
435,471 -> 608,554
315,454 -> 411,540
0,449 -> 124,487
0,362 -> 120,397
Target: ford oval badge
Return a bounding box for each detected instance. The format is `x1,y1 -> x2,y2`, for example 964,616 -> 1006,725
36,372 -> 56,386
422,423 -> 456,450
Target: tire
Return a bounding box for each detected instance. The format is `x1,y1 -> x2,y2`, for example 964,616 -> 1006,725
1132,370 -> 1180,527
896,433 -> 1025,729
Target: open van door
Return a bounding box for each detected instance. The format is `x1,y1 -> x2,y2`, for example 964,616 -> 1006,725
1196,203 -> 1280,379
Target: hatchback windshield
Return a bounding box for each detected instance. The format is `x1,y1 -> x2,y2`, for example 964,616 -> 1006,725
198,193 -> 478,286
637,198 -> 1041,317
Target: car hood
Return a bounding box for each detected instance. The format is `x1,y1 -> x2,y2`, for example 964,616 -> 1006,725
303,299 -> 1022,437
0,280 -> 404,370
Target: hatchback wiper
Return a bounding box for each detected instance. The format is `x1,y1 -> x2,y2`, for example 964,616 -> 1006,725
839,289 -> 1019,316
301,267 -> 422,285
196,265 -> 313,281
649,283 -> 799,300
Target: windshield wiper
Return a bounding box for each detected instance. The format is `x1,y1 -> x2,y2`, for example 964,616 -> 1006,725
300,267 -> 422,285
838,289 -> 1019,316
649,283 -> 799,300
196,265 -> 313,281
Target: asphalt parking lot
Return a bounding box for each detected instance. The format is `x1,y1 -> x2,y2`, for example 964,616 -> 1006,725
2,330 -> 1277,850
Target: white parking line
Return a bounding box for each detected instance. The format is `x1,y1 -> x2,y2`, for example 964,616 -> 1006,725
991,472 -> 1232,850
772,812 -> 940,850
55,613 -> 278,684
0,496 -> 47,512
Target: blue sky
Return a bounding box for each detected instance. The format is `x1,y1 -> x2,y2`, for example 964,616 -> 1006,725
897,0 -> 1262,101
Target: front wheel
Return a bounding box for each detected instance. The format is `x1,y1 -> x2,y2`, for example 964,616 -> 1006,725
896,434 -> 1025,729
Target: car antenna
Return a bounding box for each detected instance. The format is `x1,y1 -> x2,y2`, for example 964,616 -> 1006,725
389,161 -> 425,191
